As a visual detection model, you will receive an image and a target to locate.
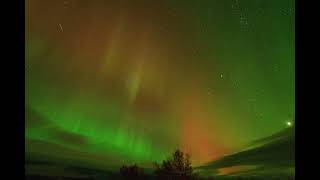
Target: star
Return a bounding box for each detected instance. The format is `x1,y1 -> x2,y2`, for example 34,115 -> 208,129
286,121 -> 292,127
59,24 -> 63,32
220,74 -> 223,78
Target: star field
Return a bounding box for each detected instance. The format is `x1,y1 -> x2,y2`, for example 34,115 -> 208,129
26,0 -> 295,168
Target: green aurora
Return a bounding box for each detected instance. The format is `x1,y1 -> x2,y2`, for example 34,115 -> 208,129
25,0 -> 295,173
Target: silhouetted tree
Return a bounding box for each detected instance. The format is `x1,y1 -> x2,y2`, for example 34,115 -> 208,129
154,149 -> 199,180
120,164 -> 144,180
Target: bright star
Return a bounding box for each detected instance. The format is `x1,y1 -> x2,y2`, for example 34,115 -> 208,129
59,24 -> 63,32
286,121 -> 292,127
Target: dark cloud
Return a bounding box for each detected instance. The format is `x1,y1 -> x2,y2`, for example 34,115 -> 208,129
48,128 -> 89,147
25,107 -> 53,129
26,139 -> 120,171
250,125 -> 294,146
199,127 -> 294,170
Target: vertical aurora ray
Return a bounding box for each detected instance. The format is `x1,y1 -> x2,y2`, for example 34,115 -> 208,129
26,0 -> 294,170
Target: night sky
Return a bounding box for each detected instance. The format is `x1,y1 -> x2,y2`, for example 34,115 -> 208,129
26,0 -> 295,169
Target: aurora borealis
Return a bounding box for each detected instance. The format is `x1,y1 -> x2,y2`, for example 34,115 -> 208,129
25,0 -> 295,173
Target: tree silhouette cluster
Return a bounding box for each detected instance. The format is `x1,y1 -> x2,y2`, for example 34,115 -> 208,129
120,149 -> 198,180
120,164 -> 145,179
154,149 -> 198,180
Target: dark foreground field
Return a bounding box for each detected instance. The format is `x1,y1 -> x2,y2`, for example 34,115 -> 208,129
26,174 -> 295,180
